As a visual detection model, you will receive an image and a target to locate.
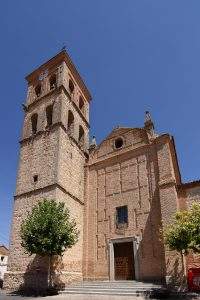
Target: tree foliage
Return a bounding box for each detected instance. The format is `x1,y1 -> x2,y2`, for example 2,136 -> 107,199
20,199 -> 79,257
164,202 -> 200,254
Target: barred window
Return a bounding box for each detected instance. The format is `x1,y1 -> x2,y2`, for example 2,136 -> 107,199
116,206 -> 128,224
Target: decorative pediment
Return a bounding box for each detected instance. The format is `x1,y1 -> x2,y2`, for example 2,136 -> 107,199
89,127 -> 149,161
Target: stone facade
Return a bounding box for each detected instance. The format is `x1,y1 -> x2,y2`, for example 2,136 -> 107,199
4,50 -> 200,290
4,51 -> 91,291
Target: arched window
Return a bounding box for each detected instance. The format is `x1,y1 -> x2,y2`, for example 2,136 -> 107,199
31,113 -> 38,134
79,96 -> 84,113
46,105 -> 53,127
69,79 -> 74,94
67,110 -> 74,136
49,74 -> 57,90
35,84 -> 41,97
78,125 -> 85,147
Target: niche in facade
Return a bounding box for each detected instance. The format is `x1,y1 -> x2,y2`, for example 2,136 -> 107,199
49,74 -> 57,90
79,125 -> 85,147
31,113 -> 38,134
35,84 -> 42,97
67,110 -> 74,136
46,105 -> 53,127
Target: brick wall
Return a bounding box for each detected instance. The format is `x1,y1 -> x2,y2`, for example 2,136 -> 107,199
83,128 -> 166,281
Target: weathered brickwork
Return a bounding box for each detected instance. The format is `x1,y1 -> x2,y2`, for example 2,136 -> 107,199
4,50 -> 200,290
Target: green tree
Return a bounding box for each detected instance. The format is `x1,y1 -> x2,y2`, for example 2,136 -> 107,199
187,202 -> 200,253
20,199 -> 79,288
164,202 -> 200,276
164,210 -> 192,275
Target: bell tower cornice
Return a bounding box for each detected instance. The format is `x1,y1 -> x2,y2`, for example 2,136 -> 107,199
25,50 -> 92,102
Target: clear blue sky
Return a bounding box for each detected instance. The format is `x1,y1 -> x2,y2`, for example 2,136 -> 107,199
1,0 -> 200,246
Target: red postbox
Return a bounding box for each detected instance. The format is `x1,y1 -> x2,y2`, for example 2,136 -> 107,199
188,268 -> 200,291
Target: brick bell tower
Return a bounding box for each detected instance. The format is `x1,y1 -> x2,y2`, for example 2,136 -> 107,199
4,50 -> 91,290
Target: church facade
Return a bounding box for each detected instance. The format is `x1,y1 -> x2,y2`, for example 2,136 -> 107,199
4,50 -> 200,290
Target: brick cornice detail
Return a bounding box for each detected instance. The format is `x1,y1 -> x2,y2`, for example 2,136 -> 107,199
14,182 -> 84,206
158,177 -> 176,188
88,134 -> 172,169
88,143 -> 154,169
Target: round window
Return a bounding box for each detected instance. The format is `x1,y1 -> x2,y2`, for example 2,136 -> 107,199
114,137 -> 124,149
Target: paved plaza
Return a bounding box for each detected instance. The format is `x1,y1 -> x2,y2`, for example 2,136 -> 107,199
1,291 -> 200,300
0,292 -> 145,300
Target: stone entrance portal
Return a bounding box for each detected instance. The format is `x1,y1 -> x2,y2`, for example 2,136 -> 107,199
114,242 -> 134,280
109,237 -> 139,281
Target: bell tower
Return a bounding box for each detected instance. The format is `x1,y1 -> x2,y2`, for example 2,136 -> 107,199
4,50 -> 92,290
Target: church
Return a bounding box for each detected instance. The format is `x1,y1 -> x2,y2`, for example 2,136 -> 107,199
4,50 -> 200,290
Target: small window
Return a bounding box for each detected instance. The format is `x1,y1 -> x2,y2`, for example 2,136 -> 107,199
114,137 -> 123,149
31,113 -> 38,134
46,105 -> 53,127
35,84 -> 41,97
33,175 -> 38,183
69,79 -> 74,94
78,125 -> 85,146
67,110 -> 74,136
79,96 -> 84,112
49,74 -> 57,90
1,257 -> 4,262
116,206 -> 128,225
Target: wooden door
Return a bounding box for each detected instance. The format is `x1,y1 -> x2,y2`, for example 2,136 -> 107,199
114,242 -> 134,280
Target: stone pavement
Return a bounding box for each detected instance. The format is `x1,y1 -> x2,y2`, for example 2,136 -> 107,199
1,291 -> 200,300
0,292 -> 145,300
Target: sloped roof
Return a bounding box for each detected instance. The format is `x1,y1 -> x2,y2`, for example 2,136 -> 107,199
97,127 -> 145,149
178,180 -> 200,190
0,245 -> 9,256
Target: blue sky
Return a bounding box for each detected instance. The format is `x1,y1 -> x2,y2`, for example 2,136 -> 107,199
1,0 -> 200,246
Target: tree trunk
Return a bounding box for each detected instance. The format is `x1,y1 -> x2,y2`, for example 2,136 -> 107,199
48,255 -> 53,288
181,251 -> 187,277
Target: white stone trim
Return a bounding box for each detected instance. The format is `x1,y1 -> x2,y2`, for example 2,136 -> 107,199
109,236 -> 140,281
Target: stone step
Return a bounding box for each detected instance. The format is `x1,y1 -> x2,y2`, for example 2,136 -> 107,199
76,283 -> 161,286
60,281 -> 164,296
70,283 -> 162,288
61,290 -> 156,296
60,289 -> 164,296
68,285 -> 161,289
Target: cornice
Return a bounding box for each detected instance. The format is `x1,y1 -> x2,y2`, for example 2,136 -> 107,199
158,177 -> 176,188
14,182 -> 84,206
177,180 -> 200,190
19,122 -> 89,158
87,142 -> 154,169
25,50 -> 92,102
